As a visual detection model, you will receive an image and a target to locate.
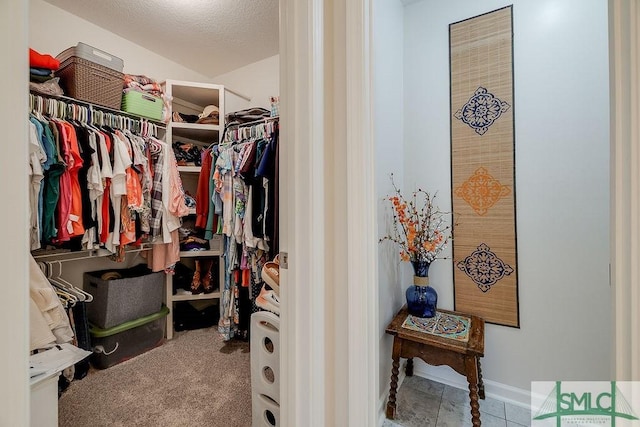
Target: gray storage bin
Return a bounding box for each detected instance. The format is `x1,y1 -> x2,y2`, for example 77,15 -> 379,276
56,42 -> 124,73
84,264 -> 164,329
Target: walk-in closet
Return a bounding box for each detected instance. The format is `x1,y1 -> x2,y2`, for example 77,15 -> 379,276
7,0 -> 635,426
27,1 -> 280,426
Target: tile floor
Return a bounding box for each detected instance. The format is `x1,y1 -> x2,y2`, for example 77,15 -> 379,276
382,376 -> 532,427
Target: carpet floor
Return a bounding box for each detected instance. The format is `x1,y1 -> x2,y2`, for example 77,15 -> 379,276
58,326 -> 252,427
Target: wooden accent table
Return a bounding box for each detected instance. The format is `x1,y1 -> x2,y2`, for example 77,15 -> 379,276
385,306 -> 485,426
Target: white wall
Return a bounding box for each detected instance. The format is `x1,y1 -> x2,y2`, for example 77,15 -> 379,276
373,0 -> 405,414
213,55 -> 280,111
29,0 -> 275,118
401,0 -> 611,402
29,0 -> 210,82
1,0 -> 30,425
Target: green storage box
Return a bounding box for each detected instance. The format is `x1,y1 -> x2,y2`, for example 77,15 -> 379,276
121,91 -> 164,121
89,305 -> 169,369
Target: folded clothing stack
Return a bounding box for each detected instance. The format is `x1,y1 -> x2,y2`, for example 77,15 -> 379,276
172,104 -> 220,125
123,74 -> 163,97
225,107 -> 271,126
180,235 -> 210,252
178,226 -> 209,252
29,48 -> 63,96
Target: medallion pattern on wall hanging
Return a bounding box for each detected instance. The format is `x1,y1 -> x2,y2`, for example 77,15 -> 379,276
450,5 -> 519,327
454,87 -> 510,135
456,243 -> 514,293
454,167 -> 511,216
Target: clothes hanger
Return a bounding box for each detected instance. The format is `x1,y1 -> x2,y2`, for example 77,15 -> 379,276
56,260 -> 93,303
36,261 -> 49,276
53,289 -> 70,309
42,261 -> 80,306
48,261 -> 93,303
148,137 -> 161,154
54,287 -> 78,308
44,261 -> 82,302
30,95 -> 47,122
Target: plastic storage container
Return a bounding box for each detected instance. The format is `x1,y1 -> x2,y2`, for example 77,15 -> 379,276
84,264 -> 164,329
89,305 -> 169,369
121,91 -> 164,120
56,42 -> 124,73
55,42 -> 124,110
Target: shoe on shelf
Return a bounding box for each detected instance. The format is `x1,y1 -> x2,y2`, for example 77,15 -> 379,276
172,112 -> 185,123
190,260 -> 203,294
256,285 -> 280,315
202,259 -> 215,294
261,261 -> 280,295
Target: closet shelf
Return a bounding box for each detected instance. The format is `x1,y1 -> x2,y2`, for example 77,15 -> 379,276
31,243 -> 153,262
172,291 -> 221,302
179,249 -> 223,258
170,122 -> 220,141
161,79 -> 223,106
177,166 -> 201,173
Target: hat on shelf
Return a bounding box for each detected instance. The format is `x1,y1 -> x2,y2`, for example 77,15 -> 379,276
197,105 -> 220,125
198,105 -> 219,119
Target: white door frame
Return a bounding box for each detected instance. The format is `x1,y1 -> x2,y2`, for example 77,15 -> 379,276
609,0 -> 640,381
278,0 -> 329,424
0,0 -> 30,425
278,0 -> 378,425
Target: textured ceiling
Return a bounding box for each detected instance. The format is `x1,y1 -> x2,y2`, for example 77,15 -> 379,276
43,0 -> 280,78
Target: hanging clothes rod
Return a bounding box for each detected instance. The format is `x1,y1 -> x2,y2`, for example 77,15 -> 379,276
29,91 -> 167,128
30,92 -> 164,137
225,87 -> 252,102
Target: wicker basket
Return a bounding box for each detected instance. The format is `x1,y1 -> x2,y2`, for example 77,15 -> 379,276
56,56 -> 124,110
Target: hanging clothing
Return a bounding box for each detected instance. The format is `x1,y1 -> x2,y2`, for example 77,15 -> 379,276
215,118 -> 279,341
61,121 -> 85,238
145,144 -> 189,273
28,119 -> 47,250
28,94 -> 165,259
204,148 -> 219,240
195,147 -> 213,229
29,255 -> 74,350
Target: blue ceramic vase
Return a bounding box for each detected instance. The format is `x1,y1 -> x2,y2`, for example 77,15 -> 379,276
406,261 -> 438,318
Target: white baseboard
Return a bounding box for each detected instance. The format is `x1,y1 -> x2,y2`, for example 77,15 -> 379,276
412,364 -> 531,408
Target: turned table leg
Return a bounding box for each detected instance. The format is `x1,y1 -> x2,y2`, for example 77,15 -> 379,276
477,357 -> 485,400
386,338 -> 403,419
465,356 -> 481,426
405,358 -> 414,376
